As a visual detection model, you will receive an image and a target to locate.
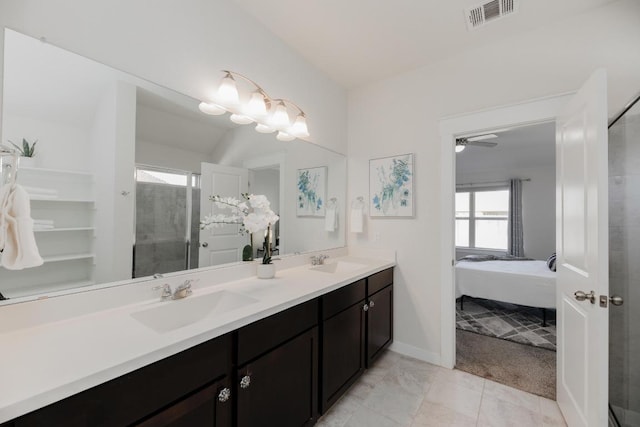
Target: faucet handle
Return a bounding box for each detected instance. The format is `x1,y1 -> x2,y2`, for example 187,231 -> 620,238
152,283 -> 172,300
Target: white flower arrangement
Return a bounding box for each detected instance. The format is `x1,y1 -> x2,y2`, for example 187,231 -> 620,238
200,193 -> 279,264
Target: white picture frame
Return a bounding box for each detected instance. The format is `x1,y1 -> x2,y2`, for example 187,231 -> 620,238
369,153 -> 414,218
296,166 -> 327,217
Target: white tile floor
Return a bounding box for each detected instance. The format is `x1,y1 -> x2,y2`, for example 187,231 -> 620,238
316,351 -> 567,427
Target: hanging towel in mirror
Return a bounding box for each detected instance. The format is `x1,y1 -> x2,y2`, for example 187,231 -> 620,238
325,206 -> 337,231
0,184 -> 44,270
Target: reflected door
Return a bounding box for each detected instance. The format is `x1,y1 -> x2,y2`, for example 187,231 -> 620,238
199,162 -> 249,267
556,69 -> 609,426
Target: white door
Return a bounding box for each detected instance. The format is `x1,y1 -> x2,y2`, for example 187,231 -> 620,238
556,69 -> 609,427
199,162 -> 249,268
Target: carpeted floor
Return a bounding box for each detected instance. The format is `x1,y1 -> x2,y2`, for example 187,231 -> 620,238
456,296 -> 557,351
456,329 -> 556,400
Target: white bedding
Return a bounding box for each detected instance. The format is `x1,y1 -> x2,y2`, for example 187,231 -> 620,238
455,260 -> 556,309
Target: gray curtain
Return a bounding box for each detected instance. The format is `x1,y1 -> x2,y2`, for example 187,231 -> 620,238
508,179 -> 524,257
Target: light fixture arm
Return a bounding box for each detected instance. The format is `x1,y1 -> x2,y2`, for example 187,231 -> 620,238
272,98 -> 307,117
222,70 -> 270,99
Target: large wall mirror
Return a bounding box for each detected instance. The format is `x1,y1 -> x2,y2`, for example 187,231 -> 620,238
0,29 -> 346,304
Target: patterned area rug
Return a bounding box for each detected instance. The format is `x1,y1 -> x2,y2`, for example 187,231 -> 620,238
456,296 -> 557,351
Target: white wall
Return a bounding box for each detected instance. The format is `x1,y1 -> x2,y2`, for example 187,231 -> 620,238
0,0 -> 347,155
136,139 -> 211,174
348,0 -> 640,363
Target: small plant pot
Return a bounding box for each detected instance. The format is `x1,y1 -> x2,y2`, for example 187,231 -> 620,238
256,263 -> 275,279
18,157 -> 38,168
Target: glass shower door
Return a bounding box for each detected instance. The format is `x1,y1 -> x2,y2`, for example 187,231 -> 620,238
608,97 -> 640,427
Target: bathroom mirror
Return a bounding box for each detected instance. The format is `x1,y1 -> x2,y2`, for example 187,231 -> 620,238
0,29 -> 346,304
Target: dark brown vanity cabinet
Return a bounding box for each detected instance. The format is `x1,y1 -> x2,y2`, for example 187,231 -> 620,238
6,267 -> 393,427
366,268 -> 394,367
236,299 -> 319,427
320,279 -> 367,413
12,334 -> 233,427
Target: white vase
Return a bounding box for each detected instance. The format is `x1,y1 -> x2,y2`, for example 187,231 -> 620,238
256,263 -> 275,279
18,157 -> 38,168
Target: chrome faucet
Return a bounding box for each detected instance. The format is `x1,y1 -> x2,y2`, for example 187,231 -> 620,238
153,279 -> 195,301
310,254 -> 330,266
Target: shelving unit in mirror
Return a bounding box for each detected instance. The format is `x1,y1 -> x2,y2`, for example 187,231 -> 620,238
0,167 -> 96,301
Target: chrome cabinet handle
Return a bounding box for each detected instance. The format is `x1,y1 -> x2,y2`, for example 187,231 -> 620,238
363,303 -> 369,312
240,375 -> 251,389
369,300 -> 375,308
202,242 -> 209,248
574,290 -> 596,304
218,387 -> 231,403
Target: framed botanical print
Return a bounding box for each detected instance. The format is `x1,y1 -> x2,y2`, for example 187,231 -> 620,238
369,153 -> 414,217
296,166 -> 327,217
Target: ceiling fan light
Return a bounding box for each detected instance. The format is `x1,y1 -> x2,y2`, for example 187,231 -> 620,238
455,145 -> 466,153
198,101 -> 226,116
270,101 -> 290,128
246,91 -> 268,117
255,123 -> 275,134
230,113 -> 254,125
290,114 -> 309,138
218,72 -> 239,105
276,131 -> 296,142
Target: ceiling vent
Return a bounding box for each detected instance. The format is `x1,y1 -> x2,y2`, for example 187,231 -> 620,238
465,0 -> 519,30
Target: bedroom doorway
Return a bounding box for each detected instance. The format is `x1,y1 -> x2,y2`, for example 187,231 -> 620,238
453,121 -> 557,399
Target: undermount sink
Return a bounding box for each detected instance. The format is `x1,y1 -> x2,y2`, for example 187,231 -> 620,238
131,290 -> 258,333
310,261 -> 368,274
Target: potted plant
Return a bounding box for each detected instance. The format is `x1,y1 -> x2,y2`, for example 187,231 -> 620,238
200,193 -> 279,279
9,138 -> 38,167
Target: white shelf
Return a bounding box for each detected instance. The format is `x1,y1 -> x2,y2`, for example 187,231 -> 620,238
34,227 -> 95,233
42,253 -> 95,263
20,166 -> 93,177
30,197 -> 95,203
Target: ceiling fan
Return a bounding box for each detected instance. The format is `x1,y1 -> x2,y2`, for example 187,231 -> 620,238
455,133 -> 498,152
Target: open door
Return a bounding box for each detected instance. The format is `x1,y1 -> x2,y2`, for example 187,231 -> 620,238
556,69 -> 609,426
199,162 -> 249,268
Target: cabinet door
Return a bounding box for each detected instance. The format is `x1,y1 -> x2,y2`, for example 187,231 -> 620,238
367,285 -> 393,367
321,301 -> 366,413
237,327 -> 318,427
135,377 -> 232,427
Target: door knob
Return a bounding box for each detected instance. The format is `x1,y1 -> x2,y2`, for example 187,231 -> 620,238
574,290 -> 596,304
202,242 -> 209,248
609,295 -> 624,306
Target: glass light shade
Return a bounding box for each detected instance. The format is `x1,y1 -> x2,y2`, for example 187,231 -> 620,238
218,73 -> 239,104
246,92 -> 268,117
255,123 -> 275,134
455,145 -> 466,153
276,131 -> 296,142
290,114 -> 309,138
270,101 -> 290,128
198,102 -> 226,115
230,113 -> 254,125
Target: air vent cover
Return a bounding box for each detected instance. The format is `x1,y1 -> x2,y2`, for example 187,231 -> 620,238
465,0 -> 519,30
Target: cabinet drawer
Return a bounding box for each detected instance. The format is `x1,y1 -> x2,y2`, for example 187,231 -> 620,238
367,268 -> 393,295
15,334 -> 232,427
238,299 -> 318,365
322,279 -> 366,320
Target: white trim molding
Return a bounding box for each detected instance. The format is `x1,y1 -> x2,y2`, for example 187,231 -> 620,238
438,93 -> 574,369
389,341 -> 441,366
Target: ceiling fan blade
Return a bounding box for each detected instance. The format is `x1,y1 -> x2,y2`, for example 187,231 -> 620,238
467,141 -> 497,148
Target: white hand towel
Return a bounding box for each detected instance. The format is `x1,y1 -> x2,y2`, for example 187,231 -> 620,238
325,206 -> 337,232
1,184 -> 44,270
350,207 -> 364,233
0,184 -> 13,251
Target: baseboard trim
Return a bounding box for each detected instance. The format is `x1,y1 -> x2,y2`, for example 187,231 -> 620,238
389,341 -> 442,367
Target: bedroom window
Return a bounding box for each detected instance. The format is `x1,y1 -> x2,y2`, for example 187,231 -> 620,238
455,188 -> 509,250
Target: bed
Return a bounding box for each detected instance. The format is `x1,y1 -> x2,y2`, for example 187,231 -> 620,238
455,259 -> 557,324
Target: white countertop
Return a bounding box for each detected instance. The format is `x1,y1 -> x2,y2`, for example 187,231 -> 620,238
0,253 -> 394,423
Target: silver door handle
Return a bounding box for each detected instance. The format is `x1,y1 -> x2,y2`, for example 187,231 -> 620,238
609,295 -> 624,306
202,242 -> 209,247
574,290 -> 596,304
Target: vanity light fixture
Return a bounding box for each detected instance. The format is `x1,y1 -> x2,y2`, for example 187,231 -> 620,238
455,145 -> 466,153
199,70 -> 310,141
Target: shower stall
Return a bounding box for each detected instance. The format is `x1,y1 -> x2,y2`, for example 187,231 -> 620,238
609,94 -> 640,427
133,166 -> 201,278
